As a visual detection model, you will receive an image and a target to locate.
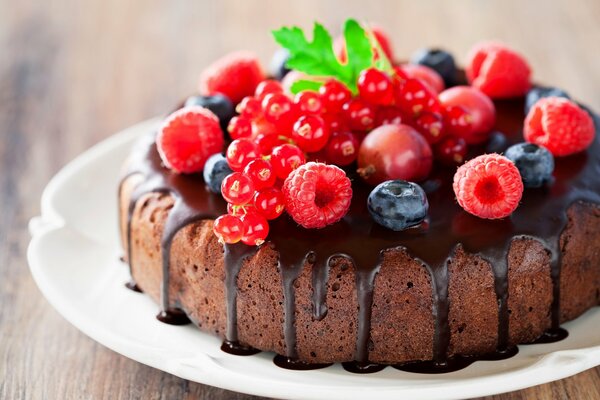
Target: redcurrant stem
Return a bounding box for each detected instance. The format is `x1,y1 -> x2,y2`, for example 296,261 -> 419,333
357,164 -> 376,179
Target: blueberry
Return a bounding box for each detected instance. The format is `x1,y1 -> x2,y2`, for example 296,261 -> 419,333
203,153 -> 233,194
185,94 -> 234,132
505,143 -> 554,188
486,131 -> 509,153
410,48 -> 457,87
525,86 -> 570,115
269,48 -> 290,81
368,180 -> 429,231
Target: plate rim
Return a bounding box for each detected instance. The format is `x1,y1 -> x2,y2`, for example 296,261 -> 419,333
27,118 -> 600,400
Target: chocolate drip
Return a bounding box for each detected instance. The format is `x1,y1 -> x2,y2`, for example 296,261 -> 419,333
224,243 -> 258,343
119,96 -> 600,371
273,355 -> 332,370
221,340 -> 261,356
125,280 -> 142,293
279,251 -> 314,359
354,256 -> 382,364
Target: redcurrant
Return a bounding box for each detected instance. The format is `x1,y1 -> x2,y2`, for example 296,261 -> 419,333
227,116 -> 253,140
255,79 -> 283,99
443,105 -> 474,139
227,202 -> 255,216
291,115 -> 330,153
413,111 -> 445,144
357,68 -> 394,105
226,138 -> 260,171
236,96 -> 262,117
240,212 -> 270,246
395,78 -> 442,117
319,79 -> 352,113
253,187 -> 285,220
243,159 -> 276,190
270,144 -> 306,179
213,214 -> 244,244
325,131 -> 359,166
434,136 -> 468,166
375,106 -> 404,126
321,113 -> 349,135
294,91 -> 323,115
221,172 -> 255,205
342,98 -> 376,131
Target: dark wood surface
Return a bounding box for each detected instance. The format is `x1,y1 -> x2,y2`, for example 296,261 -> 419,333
2,0 -> 599,398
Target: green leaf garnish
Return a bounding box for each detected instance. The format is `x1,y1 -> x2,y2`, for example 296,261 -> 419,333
290,79 -> 325,94
272,19 -> 389,93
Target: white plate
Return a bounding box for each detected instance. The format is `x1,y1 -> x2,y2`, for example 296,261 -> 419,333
28,119 -> 600,400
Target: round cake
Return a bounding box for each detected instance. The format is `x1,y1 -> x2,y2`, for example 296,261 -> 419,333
118,20 -> 600,372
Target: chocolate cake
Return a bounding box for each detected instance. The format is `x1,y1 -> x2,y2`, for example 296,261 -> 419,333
118,96 -> 600,372
117,20 -> 600,373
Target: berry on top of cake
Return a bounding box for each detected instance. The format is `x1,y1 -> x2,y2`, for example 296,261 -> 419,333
153,19 -> 596,243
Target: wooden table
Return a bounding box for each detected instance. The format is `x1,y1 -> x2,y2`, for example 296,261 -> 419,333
2,0 -> 599,398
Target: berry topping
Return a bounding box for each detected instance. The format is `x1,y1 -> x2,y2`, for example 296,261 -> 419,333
357,68 -> 394,105
325,131 -> 359,166
255,133 -> 287,155
342,98 -> 376,131
434,136 -> 468,166
184,94 -> 235,131
410,48 -> 457,87
368,180 -> 429,231
157,106 -> 224,174
505,143 -> 555,188
261,93 -> 295,126
442,105 -> 474,139
270,144 -> 306,179
358,124 -> 433,184
400,64 -> 445,94
269,48 -> 291,81
292,115 -> 330,153
319,79 -> 352,113
221,172 -> 255,206
213,214 -> 244,244
525,86 -> 570,115
283,162 -> 352,229
485,131 -> 510,153
466,42 -> 531,98
253,187 -> 286,220
199,51 -> 265,104
226,138 -> 260,171
203,153 -> 233,194
439,86 -> 496,144
240,212 -> 270,246
524,97 -> 595,157
453,154 -> 523,219
227,116 -> 253,140
243,159 -> 276,190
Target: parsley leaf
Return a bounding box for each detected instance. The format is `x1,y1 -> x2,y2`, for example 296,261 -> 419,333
290,79 -> 325,94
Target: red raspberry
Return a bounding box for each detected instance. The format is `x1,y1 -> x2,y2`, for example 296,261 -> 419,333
199,51 -> 265,104
524,97 -> 595,156
466,42 -> 531,98
453,154 -> 523,219
282,162 -> 352,229
157,106 -> 224,173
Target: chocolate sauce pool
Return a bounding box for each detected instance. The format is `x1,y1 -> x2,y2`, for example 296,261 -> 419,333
120,97 -> 600,373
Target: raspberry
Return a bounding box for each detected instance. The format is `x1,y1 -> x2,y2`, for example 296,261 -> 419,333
199,51 -> 265,104
453,154 -> 523,219
466,42 -> 531,98
524,97 -> 595,157
157,106 -> 224,173
282,162 -> 352,229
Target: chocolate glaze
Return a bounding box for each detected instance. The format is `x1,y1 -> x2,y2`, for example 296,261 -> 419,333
120,94 -> 600,373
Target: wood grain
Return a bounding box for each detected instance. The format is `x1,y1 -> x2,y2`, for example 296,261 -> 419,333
1,0 -> 599,398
